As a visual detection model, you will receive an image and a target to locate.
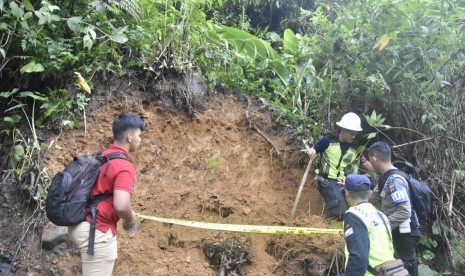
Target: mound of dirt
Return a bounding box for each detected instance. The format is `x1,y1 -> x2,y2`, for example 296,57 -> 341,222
34,94 -> 343,275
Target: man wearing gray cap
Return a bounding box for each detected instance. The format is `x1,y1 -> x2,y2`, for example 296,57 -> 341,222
340,174 -> 396,275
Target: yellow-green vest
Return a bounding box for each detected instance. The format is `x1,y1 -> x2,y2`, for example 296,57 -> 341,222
317,137 -> 359,179
344,203 -> 395,276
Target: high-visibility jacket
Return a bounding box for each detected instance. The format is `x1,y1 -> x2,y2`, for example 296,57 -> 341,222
344,203 -> 395,275
317,136 -> 359,180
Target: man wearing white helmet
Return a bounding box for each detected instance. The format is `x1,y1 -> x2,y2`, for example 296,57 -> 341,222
308,112 -> 373,219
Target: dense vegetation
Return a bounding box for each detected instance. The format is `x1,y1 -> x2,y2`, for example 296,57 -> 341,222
1,0 -> 465,274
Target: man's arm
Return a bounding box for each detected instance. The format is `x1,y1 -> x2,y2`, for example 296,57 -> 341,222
344,213 -> 370,275
384,176 -> 411,229
114,190 -> 137,226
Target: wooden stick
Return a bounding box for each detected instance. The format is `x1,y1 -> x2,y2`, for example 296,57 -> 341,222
391,137 -> 434,148
287,157 -> 314,225
448,170 -> 456,217
84,107 -> 88,137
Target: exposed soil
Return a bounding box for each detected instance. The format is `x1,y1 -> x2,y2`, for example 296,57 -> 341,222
1,92 -> 344,275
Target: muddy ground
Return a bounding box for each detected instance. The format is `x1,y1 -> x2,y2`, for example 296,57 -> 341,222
0,92 -> 344,275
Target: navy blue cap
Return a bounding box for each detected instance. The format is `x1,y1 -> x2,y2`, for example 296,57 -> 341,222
342,174 -> 371,191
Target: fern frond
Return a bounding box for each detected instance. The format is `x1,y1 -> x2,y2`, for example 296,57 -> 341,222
104,0 -> 143,20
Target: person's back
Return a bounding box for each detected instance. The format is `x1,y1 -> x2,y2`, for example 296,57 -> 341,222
341,174 -> 395,276
68,113 -> 145,276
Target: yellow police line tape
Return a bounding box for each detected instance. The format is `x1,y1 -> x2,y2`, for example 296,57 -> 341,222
138,214 -> 343,235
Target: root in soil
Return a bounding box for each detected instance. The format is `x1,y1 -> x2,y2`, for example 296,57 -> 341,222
203,236 -> 252,276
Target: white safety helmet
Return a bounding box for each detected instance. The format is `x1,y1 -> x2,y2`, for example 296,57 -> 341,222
336,112 -> 363,132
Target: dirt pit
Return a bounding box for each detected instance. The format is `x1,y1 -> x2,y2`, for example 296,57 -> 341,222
22,93 -> 344,275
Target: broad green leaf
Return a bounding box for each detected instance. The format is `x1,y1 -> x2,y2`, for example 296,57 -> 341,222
109,33 -> 128,44
83,35 -> 93,50
67,16 -> 83,33
418,264 -> 439,276
10,2 -> 24,19
20,61 -> 45,74
23,0 -> 34,11
213,25 -> 278,60
19,91 -> 48,102
210,25 -> 288,84
0,88 -> 19,98
283,29 -> 299,54
4,115 -> 21,123
0,48 -> 5,59
48,5 -> 60,12
367,132 -> 377,139
89,29 -> 96,40
422,250 -> 435,261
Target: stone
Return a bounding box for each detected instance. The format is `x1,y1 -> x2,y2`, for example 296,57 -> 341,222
41,222 -> 69,250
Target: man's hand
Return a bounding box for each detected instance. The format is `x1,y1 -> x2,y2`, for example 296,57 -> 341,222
123,210 -> 140,233
307,147 -> 317,159
337,178 -> 345,187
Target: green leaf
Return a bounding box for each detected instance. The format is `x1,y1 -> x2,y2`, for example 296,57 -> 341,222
418,264 -> 439,276
88,29 -> 96,40
10,2 -> 24,19
283,29 -> 299,54
4,115 -> 21,124
421,114 -> 427,124
67,16 -> 83,33
367,132 -> 377,139
73,117 -> 80,128
109,33 -> 128,44
19,91 -> 48,102
209,25 -> 289,84
0,88 -> 19,98
432,220 -> 440,235
422,249 -> 435,261
0,48 -> 5,59
23,0 -> 34,11
20,61 -> 45,74
4,192 -> 11,201
83,35 -> 93,50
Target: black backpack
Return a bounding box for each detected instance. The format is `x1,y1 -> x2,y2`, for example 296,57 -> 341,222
380,169 -> 433,224
45,152 -> 128,255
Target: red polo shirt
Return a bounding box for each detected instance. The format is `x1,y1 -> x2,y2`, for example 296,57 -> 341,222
86,144 -> 136,235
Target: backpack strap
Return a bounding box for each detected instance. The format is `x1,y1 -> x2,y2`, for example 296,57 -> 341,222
102,152 -> 129,176
86,151 -> 129,256
87,194 -> 111,256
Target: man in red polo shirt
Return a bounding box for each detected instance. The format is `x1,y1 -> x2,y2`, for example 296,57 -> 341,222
69,113 -> 145,276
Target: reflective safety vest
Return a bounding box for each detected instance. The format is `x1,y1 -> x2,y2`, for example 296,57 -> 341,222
316,136 -> 359,180
344,203 -> 395,275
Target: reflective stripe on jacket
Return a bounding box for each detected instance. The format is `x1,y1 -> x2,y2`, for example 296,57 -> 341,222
317,137 -> 359,179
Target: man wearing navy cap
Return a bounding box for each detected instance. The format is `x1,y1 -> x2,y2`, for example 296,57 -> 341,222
341,174 -> 395,275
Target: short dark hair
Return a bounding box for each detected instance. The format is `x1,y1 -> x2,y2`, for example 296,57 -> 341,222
112,113 -> 145,141
368,142 -> 391,162
347,190 -> 371,201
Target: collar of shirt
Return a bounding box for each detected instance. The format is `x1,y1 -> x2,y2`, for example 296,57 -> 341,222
108,144 -> 130,157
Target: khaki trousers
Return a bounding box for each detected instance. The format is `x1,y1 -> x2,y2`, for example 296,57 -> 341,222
69,221 -> 118,276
